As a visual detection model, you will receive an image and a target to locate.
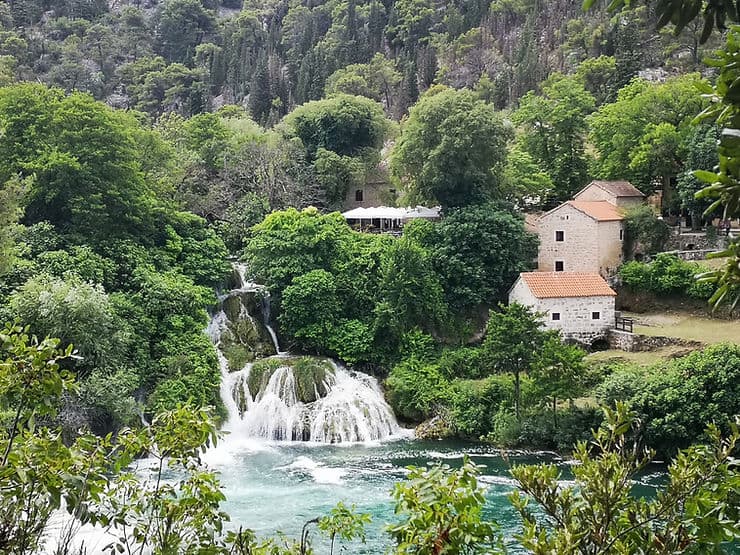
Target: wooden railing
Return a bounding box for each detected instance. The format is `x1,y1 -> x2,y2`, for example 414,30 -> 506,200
615,316 -> 634,333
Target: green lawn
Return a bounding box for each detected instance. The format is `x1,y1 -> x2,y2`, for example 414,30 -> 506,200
625,311 -> 739,344
587,346 -> 695,366
587,310 -> 738,366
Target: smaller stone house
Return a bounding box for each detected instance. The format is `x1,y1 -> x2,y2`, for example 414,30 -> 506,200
573,180 -> 645,208
508,272 -> 617,345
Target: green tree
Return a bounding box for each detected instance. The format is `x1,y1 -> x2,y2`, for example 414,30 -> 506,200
0,176 -> 27,276
598,343 -> 740,457
281,93 -> 389,159
530,336 -> 587,427
481,303 -> 551,419
588,74 -> 707,195
375,237 -> 446,336
411,206 -> 538,311
513,73 -> 595,203
387,456 -> 502,554
280,269 -> 341,351
0,84 -> 157,243
155,0 -> 215,64
391,87 -> 512,207
510,403 -> 740,553
676,124 -> 720,229
8,275 -> 128,377
623,204 -> 670,257
244,207 -> 348,294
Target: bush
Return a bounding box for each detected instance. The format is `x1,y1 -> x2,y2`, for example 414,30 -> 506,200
385,358 -> 450,422
596,344 -> 740,457
619,253 -> 714,300
448,376 -> 513,439
437,347 -> 484,379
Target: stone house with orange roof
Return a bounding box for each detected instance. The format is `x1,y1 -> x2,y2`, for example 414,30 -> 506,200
535,180 -> 645,277
508,272 -> 617,344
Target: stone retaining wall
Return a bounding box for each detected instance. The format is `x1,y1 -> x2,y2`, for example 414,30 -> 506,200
607,329 -> 703,352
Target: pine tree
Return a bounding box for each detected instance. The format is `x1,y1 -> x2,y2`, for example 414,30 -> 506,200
248,55 -> 271,124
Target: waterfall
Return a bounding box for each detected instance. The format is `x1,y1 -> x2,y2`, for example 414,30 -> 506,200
211,262 -> 402,443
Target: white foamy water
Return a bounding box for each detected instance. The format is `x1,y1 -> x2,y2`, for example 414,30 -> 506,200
211,262 -> 403,444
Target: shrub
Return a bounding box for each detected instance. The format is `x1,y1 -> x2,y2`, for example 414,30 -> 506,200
385,358 -> 450,422
448,376 -> 514,439
619,253 -> 714,300
596,344 -> 740,457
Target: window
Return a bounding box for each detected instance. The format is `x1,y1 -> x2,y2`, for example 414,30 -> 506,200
555,230 -> 565,242
555,260 -> 564,272
355,189 -> 364,202
592,311 -> 600,320
552,312 -> 561,321
619,229 -> 624,241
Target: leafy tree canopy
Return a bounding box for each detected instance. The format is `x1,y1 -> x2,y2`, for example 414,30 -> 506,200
391,86 -> 512,208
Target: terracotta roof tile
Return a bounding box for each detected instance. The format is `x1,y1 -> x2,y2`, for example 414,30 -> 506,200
567,200 -> 624,221
582,180 -> 645,198
519,272 -> 617,298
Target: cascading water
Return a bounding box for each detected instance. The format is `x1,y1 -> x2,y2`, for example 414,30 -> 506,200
210,263 -> 402,443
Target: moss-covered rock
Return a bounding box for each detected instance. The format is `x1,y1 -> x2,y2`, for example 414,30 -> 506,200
247,357 -> 335,403
219,292 -> 276,371
415,413 -> 455,439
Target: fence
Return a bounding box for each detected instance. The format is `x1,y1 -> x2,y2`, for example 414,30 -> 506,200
615,316 -> 634,333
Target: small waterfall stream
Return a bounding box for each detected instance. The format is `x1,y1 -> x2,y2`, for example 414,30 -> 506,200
210,263 -> 401,443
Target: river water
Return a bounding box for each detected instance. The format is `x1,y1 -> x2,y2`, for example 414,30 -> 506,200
202,436 -> 664,553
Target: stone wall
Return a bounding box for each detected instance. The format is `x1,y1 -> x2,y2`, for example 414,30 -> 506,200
607,329 -> 703,352
664,229 -> 729,252
537,204 -> 599,273
596,219 -> 625,276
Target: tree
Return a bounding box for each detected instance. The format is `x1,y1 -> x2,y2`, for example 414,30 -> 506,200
481,303 -> 551,419
281,93 -> 390,159
530,337 -> 587,427
588,74 -> 707,195
598,343 -> 740,457
623,205 -> 670,257
391,87 -> 512,208
0,176 -> 27,276
375,237 -> 446,337
510,403 -> 740,553
280,269 -> 341,351
676,125 -> 720,229
501,145 -> 554,209
325,54 -> 402,113
244,207 -> 349,294
387,456 -> 502,554
410,205 -> 538,311
0,84 -> 157,243
8,275 -> 128,377
513,74 -> 595,203
155,0 -> 215,64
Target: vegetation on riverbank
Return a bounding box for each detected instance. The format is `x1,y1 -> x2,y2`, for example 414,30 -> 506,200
1,327 -> 738,554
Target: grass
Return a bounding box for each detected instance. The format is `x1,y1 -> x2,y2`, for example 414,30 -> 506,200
624,311 -> 740,344
587,309 -> 738,367
587,346 -> 694,367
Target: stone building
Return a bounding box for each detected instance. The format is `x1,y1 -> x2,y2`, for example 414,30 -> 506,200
342,179 -> 397,210
573,180 -> 645,208
537,200 -> 626,276
508,272 -> 617,345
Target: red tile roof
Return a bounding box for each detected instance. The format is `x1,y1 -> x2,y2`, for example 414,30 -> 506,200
519,272 -> 617,298
567,200 -> 624,221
